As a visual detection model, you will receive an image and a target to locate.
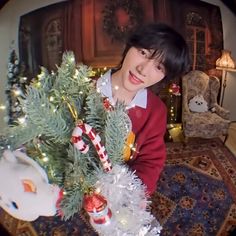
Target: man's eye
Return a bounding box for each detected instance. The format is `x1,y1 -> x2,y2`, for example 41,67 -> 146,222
139,49 -> 148,56
156,64 -> 165,74
156,65 -> 164,71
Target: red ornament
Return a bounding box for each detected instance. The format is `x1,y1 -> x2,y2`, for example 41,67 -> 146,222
103,97 -> 113,111
83,192 -> 112,225
56,189 -> 65,217
169,83 -> 181,96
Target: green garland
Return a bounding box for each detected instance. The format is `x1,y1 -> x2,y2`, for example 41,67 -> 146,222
102,0 -> 143,42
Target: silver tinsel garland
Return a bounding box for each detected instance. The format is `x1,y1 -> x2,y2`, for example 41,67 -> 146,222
93,165 -> 162,236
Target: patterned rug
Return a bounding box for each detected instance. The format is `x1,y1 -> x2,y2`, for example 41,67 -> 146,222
0,209 -> 98,236
151,138 -> 236,236
1,138 -> 236,235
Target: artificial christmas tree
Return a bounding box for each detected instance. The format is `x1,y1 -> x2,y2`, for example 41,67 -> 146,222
0,52 -> 161,235
5,46 -> 28,125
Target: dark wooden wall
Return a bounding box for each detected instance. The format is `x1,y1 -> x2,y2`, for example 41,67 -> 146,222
18,0 -> 223,123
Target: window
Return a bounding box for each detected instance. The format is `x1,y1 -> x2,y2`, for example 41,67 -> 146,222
186,12 -> 208,71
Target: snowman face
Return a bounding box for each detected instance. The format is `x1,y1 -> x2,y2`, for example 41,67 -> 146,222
0,150 -> 60,221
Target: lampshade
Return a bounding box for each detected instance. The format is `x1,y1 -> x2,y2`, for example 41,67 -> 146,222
216,50 -> 236,69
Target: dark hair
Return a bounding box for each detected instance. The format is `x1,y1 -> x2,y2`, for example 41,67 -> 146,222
120,23 -> 190,80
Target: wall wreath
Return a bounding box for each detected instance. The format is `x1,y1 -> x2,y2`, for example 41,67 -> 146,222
102,0 -> 143,42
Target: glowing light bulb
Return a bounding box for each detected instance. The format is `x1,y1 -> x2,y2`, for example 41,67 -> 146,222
0,105 -> 6,110
18,116 -> 26,124
84,77 -> 90,82
49,96 -> 55,102
95,187 -> 101,193
70,56 -> 75,62
13,89 -> 21,96
74,69 -> 79,77
42,156 -> 49,162
37,72 -> 45,80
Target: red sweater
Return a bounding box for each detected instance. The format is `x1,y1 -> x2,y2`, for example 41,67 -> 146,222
127,89 -> 167,195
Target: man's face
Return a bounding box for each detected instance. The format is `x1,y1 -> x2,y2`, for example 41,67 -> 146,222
119,47 -> 166,94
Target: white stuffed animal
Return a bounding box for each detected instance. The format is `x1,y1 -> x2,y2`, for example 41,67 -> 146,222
188,95 -> 208,113
0,150 -> 61,221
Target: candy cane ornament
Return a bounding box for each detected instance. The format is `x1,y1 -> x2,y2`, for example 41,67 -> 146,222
71,122 -> 112,172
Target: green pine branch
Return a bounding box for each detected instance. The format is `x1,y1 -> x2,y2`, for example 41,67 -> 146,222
5,122 -> 43,150
22,87 -> 70,144
85,88 -> 107,132
60,145 -> 99,219
1,51 -> 132,221
105,103 -> 130,165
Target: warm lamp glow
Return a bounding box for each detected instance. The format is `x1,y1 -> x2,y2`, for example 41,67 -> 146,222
216,50 -> 235,69
216,49 -> 236,107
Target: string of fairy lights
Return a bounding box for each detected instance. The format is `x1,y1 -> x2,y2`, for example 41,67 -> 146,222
0,55 -> 109,124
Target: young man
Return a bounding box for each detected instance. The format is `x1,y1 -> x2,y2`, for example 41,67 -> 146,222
97,23 -> 189,195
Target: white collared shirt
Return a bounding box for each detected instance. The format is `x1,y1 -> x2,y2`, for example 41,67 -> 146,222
96,70 -> 147,109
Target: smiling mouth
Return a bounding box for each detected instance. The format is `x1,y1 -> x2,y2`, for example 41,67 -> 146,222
129,71 -> 144,85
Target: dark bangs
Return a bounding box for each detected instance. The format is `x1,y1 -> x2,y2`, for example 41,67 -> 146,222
149,39 -> 190,79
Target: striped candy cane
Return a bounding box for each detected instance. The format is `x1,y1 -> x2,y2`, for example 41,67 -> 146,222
71,122 -> 112,172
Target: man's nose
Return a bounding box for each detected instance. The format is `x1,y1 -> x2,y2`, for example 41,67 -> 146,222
136,60 -> 151,76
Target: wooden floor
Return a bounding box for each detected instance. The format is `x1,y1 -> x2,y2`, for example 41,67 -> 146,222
168,122 -> 236,157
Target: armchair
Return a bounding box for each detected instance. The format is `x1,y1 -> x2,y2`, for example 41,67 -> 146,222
182,70 -> 230,141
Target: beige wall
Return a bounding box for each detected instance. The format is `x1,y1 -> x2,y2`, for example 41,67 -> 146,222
0,0 -> 235,131
0,0 -> 67,131
202,0 -> 236,121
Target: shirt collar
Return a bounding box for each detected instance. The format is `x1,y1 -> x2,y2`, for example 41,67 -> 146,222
96,70 -> 147,109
